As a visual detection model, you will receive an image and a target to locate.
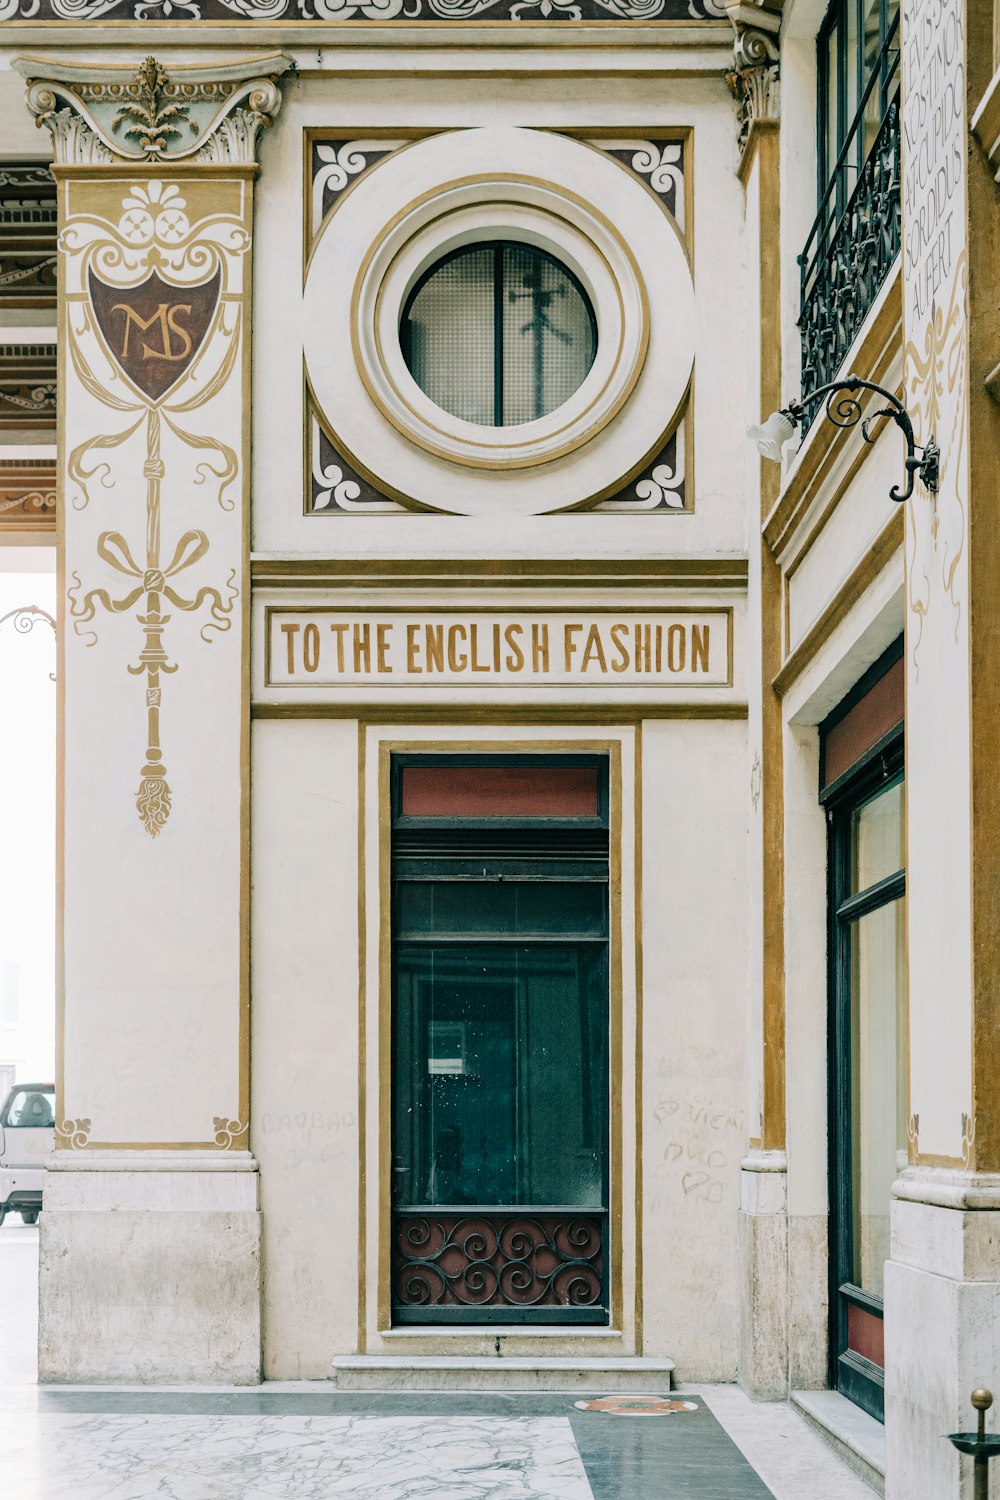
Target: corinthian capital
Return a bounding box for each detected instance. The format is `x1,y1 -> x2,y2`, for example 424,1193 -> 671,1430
725,0 -> 782,154
12,53 -> 293,168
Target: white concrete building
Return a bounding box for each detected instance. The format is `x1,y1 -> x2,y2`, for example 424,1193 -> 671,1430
0,1 -> 997,1494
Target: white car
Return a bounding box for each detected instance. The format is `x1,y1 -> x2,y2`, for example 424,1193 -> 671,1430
0,1083 -> 55,1226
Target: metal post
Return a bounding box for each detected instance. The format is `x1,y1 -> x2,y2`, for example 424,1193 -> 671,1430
947,1387 -> 1000,1496
974,1392 -> 993,1500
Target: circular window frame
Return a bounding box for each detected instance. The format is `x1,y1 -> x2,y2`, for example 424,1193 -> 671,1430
399,239 -> 599,430
302,127 -> 696,517
351,180 -> 649,470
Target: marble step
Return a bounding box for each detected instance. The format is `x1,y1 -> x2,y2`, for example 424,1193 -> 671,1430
331,1354 -> 676,1391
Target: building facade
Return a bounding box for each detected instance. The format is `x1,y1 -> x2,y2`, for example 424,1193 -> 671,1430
0,0 -> 997,1494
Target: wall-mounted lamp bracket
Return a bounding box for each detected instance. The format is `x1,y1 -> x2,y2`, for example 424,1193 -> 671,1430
780,375 -> 939,504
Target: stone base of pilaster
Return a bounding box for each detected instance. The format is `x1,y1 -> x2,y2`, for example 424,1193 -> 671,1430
38,1153 -> 261,1384
737,1149 -> 789,1400
884,1172 -> 1000,1500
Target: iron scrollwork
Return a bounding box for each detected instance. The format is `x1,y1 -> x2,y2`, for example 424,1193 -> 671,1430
798,94 -> 901,429
393,1211 -> 606,1320
781,375 -> 940,504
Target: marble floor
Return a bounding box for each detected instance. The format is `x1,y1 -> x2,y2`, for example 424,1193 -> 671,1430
0,1223 -> 878,1500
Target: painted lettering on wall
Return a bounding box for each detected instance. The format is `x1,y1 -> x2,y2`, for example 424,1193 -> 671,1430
901,0 -> 964,326
266,610 -> 731,688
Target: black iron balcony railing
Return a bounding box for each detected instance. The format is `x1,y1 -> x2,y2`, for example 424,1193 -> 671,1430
798,16 -> 901,428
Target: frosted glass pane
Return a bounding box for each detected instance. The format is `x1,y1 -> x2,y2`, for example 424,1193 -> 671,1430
851,780 -> 904,894
402,242 -> 596,428
501,244 -> 596,426
851,896 -> 907,1298
404,245 -> 494,425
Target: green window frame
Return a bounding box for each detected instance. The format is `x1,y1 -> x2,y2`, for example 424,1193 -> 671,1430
816,0 -> 900,216
822,640 -> 906,1422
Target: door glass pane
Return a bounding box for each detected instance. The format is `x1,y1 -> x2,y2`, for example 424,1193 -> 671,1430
395,881 -> 608,940
850,779 -> 904,893
851,895 -> 907,1299
394,942 -> 607,1208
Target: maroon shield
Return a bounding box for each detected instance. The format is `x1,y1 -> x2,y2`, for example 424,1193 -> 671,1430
88,266 -> 221,402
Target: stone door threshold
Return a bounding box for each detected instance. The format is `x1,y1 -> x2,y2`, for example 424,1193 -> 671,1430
791,1389 -> 885,1496
332,1354 -> 676,1391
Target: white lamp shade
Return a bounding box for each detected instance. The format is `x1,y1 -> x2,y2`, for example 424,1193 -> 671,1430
748,410 -> 796,463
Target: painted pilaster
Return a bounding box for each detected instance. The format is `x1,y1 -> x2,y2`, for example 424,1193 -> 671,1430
886,0 -> 1000,1490
14,51 -> 291,1382
731,10 -> 790,1399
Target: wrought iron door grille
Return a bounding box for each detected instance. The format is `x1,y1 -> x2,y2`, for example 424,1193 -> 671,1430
798,17 -> 901,429
392,1208 -> 608,1324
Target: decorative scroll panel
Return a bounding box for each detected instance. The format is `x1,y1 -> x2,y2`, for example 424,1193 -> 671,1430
393,1210 -> 607,1322
1,0 -> 727,21
0,165 -> 57,312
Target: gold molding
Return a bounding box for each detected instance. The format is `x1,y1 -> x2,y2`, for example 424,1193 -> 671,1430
736,115 -> 779,188
966,40 -> 1000,1173
251,557 -> 748,587
0,457 -> 56,532
55,174 -> 67,1146
744,121 -> 785,1152
252,702 -> 749,722
632,722 -> 644,1351
772,508 -> 905,700
357,721 -> 368,1352
50,163 -> 260,181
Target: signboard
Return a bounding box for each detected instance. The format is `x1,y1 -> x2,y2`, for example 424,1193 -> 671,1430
265,609 -> 732,689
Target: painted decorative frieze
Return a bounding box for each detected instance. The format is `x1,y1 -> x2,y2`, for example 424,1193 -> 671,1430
0,344 -> 56,430
0,457 -> 57,530
1,0 -> 727,21
0,164 -> 57,312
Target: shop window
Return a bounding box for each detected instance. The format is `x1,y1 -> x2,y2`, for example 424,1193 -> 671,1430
821,639 -> 905,1421
390,753 -> 610,1325
400,242 -> 597,428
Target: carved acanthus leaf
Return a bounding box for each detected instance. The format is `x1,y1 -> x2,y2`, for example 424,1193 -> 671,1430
725,0 -> 782,153
13,53 -> 292,167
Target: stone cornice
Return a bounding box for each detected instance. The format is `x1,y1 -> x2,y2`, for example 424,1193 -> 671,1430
12,52 -> 294,167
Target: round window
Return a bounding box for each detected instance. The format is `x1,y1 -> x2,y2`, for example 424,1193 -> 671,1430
400,241 -> 597,428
